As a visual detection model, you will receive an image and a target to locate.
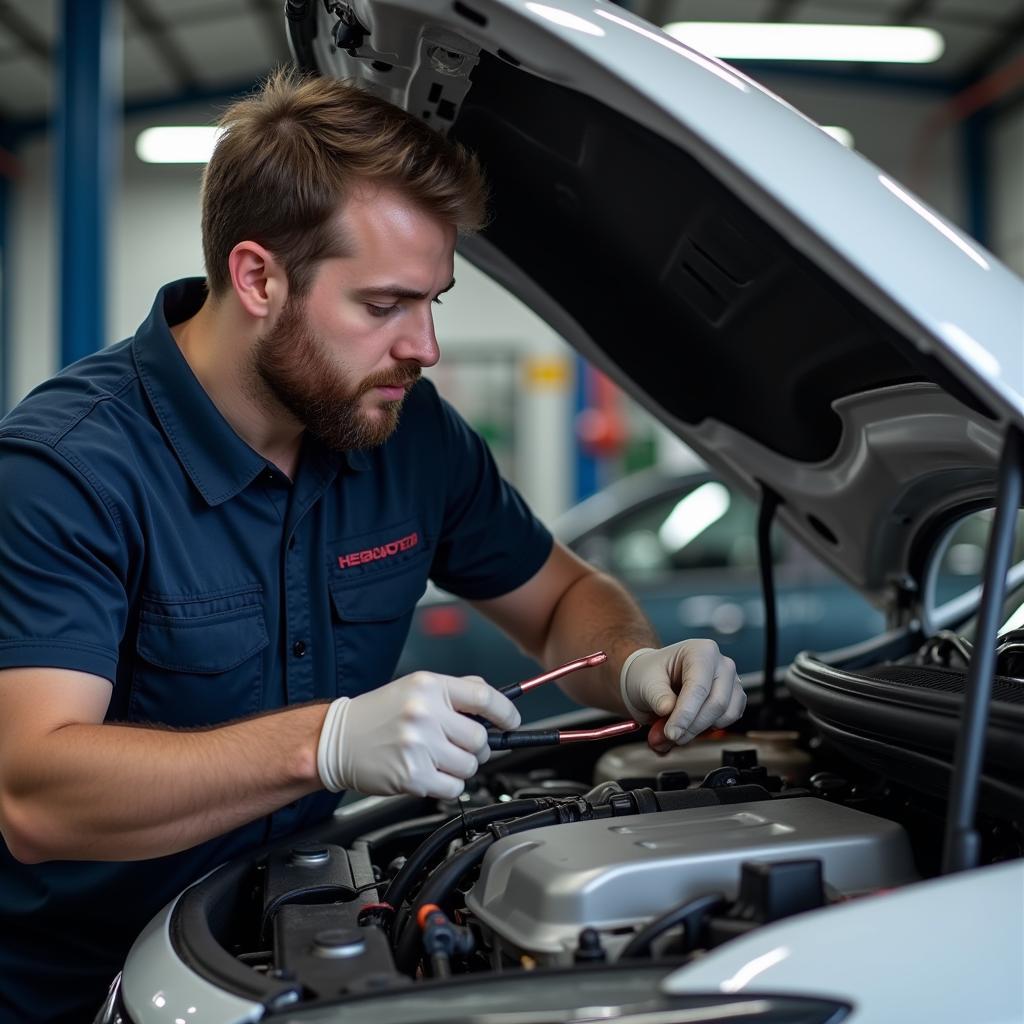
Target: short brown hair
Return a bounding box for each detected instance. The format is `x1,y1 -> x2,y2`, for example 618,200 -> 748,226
201,68 -> 487,298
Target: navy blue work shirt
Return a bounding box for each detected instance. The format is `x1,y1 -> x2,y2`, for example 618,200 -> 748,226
0,278 -> 553,1023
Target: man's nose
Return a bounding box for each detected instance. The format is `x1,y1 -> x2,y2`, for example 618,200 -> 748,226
392,306 -> 440,367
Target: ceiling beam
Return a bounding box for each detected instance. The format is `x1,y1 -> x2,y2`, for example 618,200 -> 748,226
0,2 -> 51,63
893,0 -> 936,24
765,0 -> 802,22
124,0 -> 200,92
963,8 -> 1024,83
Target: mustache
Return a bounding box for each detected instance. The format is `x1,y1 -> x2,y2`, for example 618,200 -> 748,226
358,366 -> 422,395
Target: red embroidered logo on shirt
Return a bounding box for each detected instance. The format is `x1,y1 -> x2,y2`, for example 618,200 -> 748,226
337,532 -> 419,570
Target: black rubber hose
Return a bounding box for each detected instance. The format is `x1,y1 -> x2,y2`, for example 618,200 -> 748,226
618,892 -> 727,960
395,804 -> 585,975
393,832 -> 497,975
395,794 -> 658,974
384,798 -> 546,911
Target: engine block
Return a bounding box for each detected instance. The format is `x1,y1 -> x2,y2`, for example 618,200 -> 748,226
466,795 -> 917,965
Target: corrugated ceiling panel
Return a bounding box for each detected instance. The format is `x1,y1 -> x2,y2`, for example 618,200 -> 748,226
938,0 -> 1024,22
122,31 -> 180,102
657,0 -> 776,22
6,0 -> 56,46
169,13 -> 274,88
0,53 -> 51,116
145,0 -> 246,21
794,1 -> 906,26
0,24 -> 23,60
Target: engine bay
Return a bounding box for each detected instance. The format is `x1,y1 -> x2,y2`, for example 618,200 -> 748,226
155,629 -> 1024,1020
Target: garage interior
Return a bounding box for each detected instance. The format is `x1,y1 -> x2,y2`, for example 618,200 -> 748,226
0,0 -> 1022,518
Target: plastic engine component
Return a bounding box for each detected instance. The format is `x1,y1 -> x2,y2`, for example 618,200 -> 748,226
465,796 -> 916,965
594,733 -> 812,787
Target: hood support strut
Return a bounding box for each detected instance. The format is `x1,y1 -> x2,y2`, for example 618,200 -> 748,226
942,426 -> 1023,873
757,485 -> 781,727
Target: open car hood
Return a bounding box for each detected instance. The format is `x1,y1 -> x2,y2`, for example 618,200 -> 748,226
293,0 -> 1024,612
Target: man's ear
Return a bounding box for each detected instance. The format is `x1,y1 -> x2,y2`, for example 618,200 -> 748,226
227,241 -> 288,319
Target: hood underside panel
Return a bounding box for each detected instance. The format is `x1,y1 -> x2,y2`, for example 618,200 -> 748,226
451,51 -> 995,465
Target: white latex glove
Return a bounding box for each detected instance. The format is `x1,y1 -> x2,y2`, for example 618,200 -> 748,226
620,639 -> 745,747
317,672 -> 520,800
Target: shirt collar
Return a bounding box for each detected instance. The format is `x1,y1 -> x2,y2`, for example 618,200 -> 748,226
133,279 -> 266,505
133,278 -> 366,506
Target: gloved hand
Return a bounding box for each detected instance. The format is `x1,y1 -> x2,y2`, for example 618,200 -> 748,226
620,639 -> 745,750
316,671 -> 520,799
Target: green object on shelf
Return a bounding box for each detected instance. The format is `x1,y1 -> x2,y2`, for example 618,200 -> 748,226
624,434 -> 656,474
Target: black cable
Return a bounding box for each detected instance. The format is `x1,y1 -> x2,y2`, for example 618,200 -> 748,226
349,879 -> 388,898
393,791 -> 669,975
757,485 -> 782,726
618,892 -> 727,959
384,798 -> 546,912
395,802 -> 603,975
943,426 -> 1023,874
394,832 -> 496,975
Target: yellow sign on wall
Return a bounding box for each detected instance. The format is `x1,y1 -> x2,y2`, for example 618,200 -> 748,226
523,356 -> 570,389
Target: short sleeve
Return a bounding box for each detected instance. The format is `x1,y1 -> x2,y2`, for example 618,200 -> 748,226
0,437 -> 131,682
429,396 -> 553,600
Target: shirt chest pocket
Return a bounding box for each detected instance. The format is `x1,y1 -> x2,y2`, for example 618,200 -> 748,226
328,567 -> 427,698
130,588 -> 269,727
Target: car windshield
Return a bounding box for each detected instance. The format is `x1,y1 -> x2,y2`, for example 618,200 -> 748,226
574,480 -> 778,580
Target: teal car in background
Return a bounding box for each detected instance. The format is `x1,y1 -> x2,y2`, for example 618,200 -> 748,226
397,467 -> 885,721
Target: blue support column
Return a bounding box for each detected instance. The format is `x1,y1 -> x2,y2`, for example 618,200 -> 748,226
573,355 -> 600,503
963,108 -> 991,249
55,0 -> 121,367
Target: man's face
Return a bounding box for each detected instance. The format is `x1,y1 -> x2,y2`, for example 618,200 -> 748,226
250,186 -> 456,450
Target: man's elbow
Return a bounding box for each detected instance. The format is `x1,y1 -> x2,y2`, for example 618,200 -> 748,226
0,790 -> 57,864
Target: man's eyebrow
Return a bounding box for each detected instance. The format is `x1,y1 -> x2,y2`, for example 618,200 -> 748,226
356,278 -> 456,301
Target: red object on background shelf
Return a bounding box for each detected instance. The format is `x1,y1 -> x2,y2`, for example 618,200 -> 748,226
575,367 -> 626,458
0,147 -> 22,179
419,605 -> 469,638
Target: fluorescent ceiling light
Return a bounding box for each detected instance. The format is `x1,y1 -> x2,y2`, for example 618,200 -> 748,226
136,126 -> 222,164
821,125 -> 854,148
663,22 -> 945,64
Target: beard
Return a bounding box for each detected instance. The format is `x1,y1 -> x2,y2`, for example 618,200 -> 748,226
248,297 -> 421,451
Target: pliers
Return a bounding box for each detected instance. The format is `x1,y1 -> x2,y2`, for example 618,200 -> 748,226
486,651 -> 641,750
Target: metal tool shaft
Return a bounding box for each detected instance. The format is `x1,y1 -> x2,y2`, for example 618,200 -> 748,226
508,651 -> 608,697
557,721 -> 641,743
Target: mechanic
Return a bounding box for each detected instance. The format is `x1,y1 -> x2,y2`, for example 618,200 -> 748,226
0,70 -> 744,1023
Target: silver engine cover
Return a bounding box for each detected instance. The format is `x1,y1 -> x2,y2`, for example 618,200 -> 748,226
465,796 -> 917,966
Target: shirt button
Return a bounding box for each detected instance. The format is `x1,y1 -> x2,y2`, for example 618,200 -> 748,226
292,640 -> 307,658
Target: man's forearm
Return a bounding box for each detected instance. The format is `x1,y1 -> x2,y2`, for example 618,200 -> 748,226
3,703 -> 330,864
541,569 -> 659,714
